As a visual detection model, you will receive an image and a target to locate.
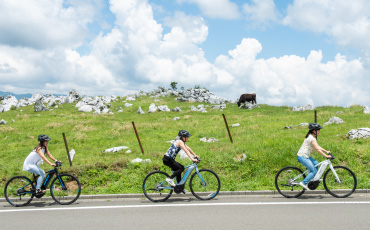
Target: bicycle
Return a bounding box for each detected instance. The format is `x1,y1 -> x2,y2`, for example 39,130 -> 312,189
142,158 -> 221,202
4,162 -> 81,207
275,153 -> 357,198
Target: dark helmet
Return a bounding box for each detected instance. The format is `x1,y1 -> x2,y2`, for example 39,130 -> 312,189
309,123 -> 323,131
38,134 -> 51,142
178,130 -> 192,137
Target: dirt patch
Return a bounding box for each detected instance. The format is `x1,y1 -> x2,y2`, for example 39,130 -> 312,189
0,126 -> 15,132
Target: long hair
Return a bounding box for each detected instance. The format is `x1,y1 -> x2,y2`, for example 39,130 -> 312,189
306,130 -> 318,140
34,141 -> 48,153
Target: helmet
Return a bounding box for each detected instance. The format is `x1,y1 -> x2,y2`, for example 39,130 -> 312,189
309,123 -> 323,130
38,134 -> 51,142
178,130 -> 192,137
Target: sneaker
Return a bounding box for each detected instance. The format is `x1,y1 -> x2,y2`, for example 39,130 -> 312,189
299,182 -> 310,190
166,178 -> 176,187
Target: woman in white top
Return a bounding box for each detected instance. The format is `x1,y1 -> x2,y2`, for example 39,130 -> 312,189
297,123 -> 332,190
23,134 -> 58,195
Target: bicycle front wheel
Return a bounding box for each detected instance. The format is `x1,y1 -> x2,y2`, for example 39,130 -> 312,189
275,166 -> 305,198
189,169 -> 220,200
4,176 -> 34,207
323,166 -> 357,198
50,174 -> 81,205
143,171 -> 173,202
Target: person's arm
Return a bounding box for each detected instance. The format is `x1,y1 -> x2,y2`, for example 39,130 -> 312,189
45,148 -> 58,162
185,145 -> 199,159
311,140 -> 331,158
178,141 -> 198,162
36,148 -> 56,166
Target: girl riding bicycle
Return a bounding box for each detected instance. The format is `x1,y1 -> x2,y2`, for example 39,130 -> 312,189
297,123 -> 332,190
23,134 -> 58,195
163,130 -> 199,187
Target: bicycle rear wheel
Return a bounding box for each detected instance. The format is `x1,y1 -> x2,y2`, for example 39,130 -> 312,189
189,169 -> 220,200
4,176 -> 34,207
323,166 -> 357,198
143,171 -> 173,202
50,174 -> 81,205
275,166 -> 305,198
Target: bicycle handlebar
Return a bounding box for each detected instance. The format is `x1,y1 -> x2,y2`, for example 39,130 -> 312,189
55,161 -> 62,167
328,152 -> 335,160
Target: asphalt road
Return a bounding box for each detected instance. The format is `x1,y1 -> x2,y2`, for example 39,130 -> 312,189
1,194 -> 369,230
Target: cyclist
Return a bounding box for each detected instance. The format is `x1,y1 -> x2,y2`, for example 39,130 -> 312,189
297,123 -> 332,190
23,134 -> 58,195
163,130 -> 199,187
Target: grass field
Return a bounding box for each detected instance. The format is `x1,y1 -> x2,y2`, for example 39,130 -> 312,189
0,94 -> 369,197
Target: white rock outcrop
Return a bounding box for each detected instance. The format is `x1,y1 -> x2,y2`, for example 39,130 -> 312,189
137,107 -> 145,114
239,102 -> 260,110
0,119 -> 7,125
291,105 -> 314,111
103,146 -> 129,153
364,106 -> 370,114
324,116 -> 343,126
346,128 -> 370,139
148,103 -> 157,113
200,137 -> 219,143
131,158 -> 151,163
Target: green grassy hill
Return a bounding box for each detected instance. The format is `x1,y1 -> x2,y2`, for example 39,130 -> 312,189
0,94 -> 369,196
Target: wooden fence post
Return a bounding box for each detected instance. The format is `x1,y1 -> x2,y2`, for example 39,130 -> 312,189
132,121 -> 144,154
62,133 -> 72,167
222,114 -> 233,143
314,110 -> 317,123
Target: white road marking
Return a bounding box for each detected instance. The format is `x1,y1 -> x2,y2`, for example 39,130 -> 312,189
1,201 -> 370,213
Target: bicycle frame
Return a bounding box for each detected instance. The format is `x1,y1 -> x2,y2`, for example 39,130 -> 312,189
159,162 -> 204,190
292,158 -> 341,184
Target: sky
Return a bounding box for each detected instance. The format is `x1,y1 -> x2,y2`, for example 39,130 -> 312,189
0,0 -> 369,106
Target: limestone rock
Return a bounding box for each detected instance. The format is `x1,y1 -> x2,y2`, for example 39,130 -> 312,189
200,137 -> 219,143
172,107 -> 182,112
239,102 -> 260,110
137,107 -> 145,114
34,98 -> 49,112
173,117 -> 180,121
103,146 -> 129,153
291,105 -> 314,111
131,158 -> 151,163
148,103 -> 157,113
347,128 -> 370,139
0,119 -> 7,125
158,105 -> 170,112
364,106 -> 370,114
78,105 -> 93,112
324,116 -> 343,126
124,103 -> 133,107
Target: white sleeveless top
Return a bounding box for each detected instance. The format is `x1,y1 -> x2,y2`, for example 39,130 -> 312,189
23,148 -> 45,171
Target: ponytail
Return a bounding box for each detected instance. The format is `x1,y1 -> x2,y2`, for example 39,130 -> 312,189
305,130 -> 318,139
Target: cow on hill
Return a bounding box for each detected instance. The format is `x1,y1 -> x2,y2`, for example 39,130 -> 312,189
237,93 -> 256,107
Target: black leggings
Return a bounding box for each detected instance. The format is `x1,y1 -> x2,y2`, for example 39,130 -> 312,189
163,156 -> 184,183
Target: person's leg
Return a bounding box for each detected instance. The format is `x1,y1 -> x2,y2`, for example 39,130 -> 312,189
171,161 -> 184,183
297,156 -> 317,185
27,165 -> 45,190
309,157 -> 319,170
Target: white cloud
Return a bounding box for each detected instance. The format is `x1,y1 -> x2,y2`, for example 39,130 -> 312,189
178,0 -> 240,19
283,0 -> 370,55
214,38 -> 367,106
0,0 -> 95,49
242,0 -> 280,26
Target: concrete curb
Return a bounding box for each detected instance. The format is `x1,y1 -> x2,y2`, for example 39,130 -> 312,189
0,189 -> 368,203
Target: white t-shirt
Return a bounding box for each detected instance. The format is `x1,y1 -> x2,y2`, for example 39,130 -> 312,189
23,148 -> 45,171
297,135 -> 316,158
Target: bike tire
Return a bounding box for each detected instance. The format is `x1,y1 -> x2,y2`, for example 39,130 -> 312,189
142,171 -> 173,202
50,173 -> 81,205
189,169 -> 220,200
323,166 -> 357,198
275,166 -> 306,198
4,176 -> 34,207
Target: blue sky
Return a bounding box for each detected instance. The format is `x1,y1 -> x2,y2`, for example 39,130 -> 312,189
0,0 -> 369,106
